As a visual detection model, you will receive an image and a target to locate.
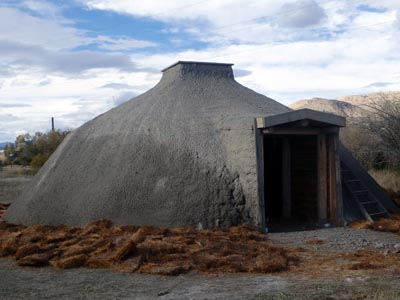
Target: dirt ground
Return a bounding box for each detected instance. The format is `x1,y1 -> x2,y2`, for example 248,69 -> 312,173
2,167 -> 400,299
1,256 -> 400,300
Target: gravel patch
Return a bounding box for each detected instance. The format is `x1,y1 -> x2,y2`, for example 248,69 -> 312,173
269,227 -> 400,253
0,259 -> 287,300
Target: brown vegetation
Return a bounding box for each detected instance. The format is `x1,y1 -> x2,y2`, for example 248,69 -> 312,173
369,169 -> 400,207
347,261 -> 382,270
369,169 -> 400,193
0,208 -> 298,275
305,238 -> 326,245
388,190 -> 400,207
0,203 -> 9,219
352,216 -> 400,234
3,130 -> 70,171
290,248 -> 400,279
2,204 -> 400,277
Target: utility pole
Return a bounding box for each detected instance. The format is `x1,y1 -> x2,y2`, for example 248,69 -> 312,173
51,117 -> 55,132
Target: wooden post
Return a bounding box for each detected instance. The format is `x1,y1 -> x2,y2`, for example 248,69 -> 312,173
333,134 -> 344,225
255,126 -> 266,230
282,137 -> 291,218
318,134 -> 327,222
328,135 -> 336,223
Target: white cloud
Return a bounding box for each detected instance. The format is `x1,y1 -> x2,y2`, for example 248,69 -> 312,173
80,0 -> 400,46
0,6 -> 157,52
95,35 -> 156,51
0,40 -> 139,75
83,0 -> 284,43
128,23 -> 400,103
276,0 -> 327,28
0,103 -> 31,108
0,113 -> 19,122
0,7 -> 86,50
113,91 -> 138,106
2,0 -> 400,142
0,65 -> 156,141
20,0 -> 67,20
395,10 -> 400,28
100,83 -> 137,90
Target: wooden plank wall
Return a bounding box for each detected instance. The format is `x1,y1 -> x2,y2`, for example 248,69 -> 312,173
290,136 -> 318,220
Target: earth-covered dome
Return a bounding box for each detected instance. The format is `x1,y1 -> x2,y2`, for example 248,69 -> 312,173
5,61 -> 290,228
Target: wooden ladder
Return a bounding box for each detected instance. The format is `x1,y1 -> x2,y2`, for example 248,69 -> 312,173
341,161 -> 390,221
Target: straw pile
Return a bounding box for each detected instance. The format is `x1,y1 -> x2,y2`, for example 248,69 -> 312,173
0,207 -> 297,275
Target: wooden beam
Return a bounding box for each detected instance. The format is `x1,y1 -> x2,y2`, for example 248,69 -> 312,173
328,135 -> 337,224
318,134 -> 328,222
282,138 -> 291,218
300,119 -> 310,127
263,127 -> 321,135
255,125 -> 266,230
333,134 -> 344,225
323,127 -> 340,134
262,127 -> 340,135
259,109 -> 346,128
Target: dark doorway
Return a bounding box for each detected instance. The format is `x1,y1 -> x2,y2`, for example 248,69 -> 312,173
263,136 -> 283,219
290,135 -> 318,221
263,135 -> 318,230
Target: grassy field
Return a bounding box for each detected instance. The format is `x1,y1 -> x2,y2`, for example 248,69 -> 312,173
0,166 -> 33,204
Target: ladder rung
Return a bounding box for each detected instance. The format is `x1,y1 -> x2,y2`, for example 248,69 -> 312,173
361,201 -> 379,205
346,179 -> 361,183
341,162 -> 390,220
369,212 -> 388,216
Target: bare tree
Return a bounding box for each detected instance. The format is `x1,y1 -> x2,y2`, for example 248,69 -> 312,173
360,93 -> 400,168
340,126 -> 382,169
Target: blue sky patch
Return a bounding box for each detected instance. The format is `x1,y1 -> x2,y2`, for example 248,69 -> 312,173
356,4 -> 387,13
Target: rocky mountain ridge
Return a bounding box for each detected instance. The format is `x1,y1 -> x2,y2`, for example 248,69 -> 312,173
289,91 -> 400,118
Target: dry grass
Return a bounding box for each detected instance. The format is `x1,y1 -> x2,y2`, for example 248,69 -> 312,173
305,239 -> 326,245
0,203 -> 9,219
347,261 -> 382,270
387,190 -> 400,206
0,203 -> 298,275
0,166 -> 33,204
3,204 -> 400,277
289,247 -> 400,280
369,169 -> 400,205
352,216 -> 400,234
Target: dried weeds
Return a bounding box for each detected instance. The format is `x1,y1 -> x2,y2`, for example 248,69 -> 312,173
305,239 -> 326,245
387,190 -> 400,206
0,204 -> 297,275
0,203 -> 10,219
2,203 -> 399,277
351,216 -> 400,234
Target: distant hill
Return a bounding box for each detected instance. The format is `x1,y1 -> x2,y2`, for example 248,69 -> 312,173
338,91 -> 400,108
289,91 -> 400,119
289,97 -> 366,118
0,142 -> 12,150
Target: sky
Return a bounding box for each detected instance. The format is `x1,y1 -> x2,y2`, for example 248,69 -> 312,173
1,0 -> 400,142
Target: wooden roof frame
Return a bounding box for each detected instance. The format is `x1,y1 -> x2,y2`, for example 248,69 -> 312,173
256,108 -> 346,129
254,108 -> 346,230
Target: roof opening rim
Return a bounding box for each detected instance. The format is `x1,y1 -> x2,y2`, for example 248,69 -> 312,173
161,61 -> 234,72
